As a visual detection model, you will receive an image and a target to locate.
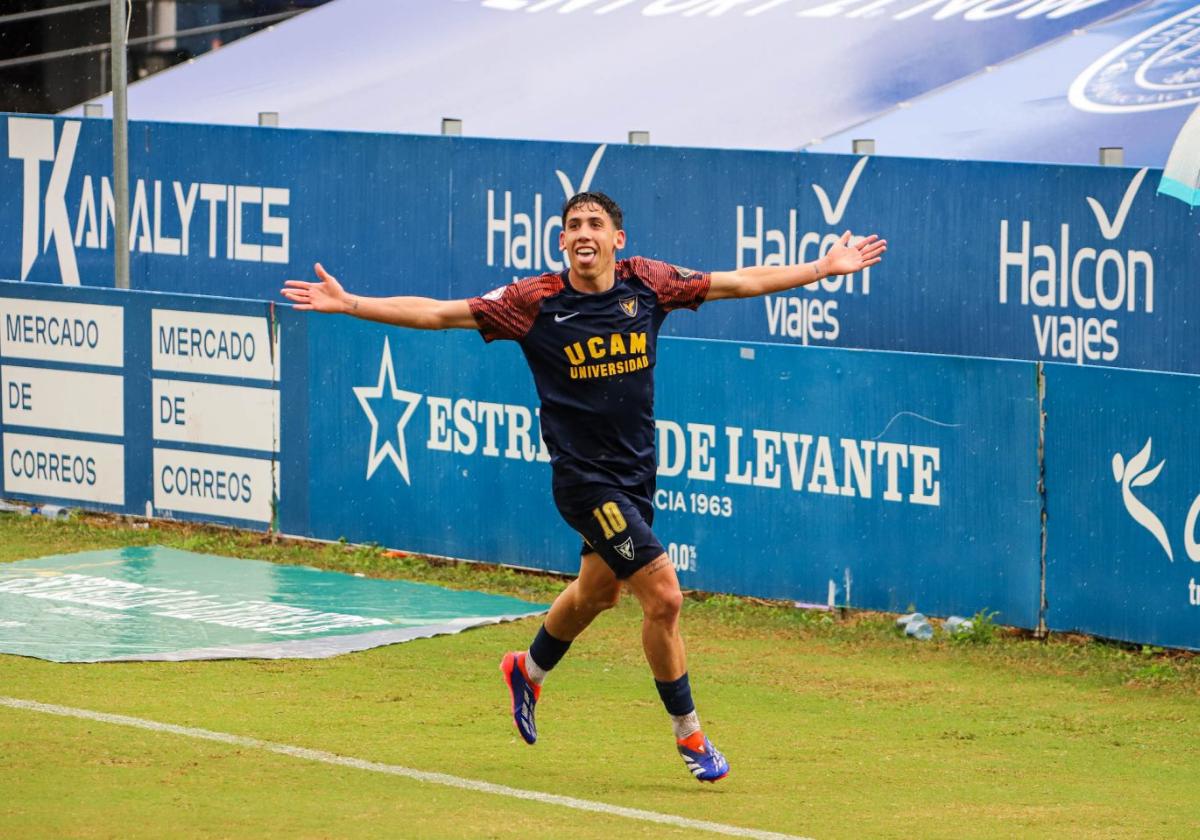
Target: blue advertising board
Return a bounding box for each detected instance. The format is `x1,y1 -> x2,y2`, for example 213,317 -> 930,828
3,115 -> 1195,375
300,318 -> 1043,624
1043,363 -> 1200,650
0,279 -> 1044,628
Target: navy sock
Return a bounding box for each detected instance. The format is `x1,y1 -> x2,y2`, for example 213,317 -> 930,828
528,624 -> 572,672
654,672 -> 696,716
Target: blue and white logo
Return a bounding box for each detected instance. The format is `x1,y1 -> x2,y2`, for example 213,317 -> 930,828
5,115 -> 293,287
1112,438 -> 1200,564
1070,5 -> 1200,113
1112,438 -> 1172,560
485,144 -> 607,278
353,338 -> 422,485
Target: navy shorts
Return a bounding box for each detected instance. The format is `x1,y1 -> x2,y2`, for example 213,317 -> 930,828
553,478 -> 665,579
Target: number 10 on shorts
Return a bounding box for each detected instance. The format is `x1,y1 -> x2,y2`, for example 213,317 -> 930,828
592,502 -> 627,540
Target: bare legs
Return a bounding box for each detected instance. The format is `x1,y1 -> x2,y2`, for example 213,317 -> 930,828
544,551 -> 684,680
526,550 -> 726,780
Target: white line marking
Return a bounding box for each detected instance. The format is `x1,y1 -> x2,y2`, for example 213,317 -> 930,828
1,697 -> 812,840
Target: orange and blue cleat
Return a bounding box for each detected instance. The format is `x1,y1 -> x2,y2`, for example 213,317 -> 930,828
676,731 -> 729,782
500,651 -> 540,744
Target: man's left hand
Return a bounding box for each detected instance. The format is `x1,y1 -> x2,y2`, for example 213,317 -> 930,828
820,231 -> 887,276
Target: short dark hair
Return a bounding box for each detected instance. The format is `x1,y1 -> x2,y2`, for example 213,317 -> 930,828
562,191 -> 623,231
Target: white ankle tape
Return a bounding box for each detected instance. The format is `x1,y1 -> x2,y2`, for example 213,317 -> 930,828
524,652 -> 548,685
670,711 -> 701,740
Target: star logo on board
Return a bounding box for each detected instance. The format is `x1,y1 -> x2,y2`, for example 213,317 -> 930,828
353,338 -> 422,484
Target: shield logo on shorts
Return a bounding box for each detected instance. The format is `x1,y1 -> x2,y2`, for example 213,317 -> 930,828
614,537 -> 635,562
619,297 -> 638,317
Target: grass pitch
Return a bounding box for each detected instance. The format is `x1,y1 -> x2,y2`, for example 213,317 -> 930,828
2,513 -> 1198,839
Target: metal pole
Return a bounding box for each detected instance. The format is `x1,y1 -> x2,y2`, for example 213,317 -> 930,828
110,0 -> 130,289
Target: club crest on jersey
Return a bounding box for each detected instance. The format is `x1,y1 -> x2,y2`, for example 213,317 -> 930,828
619,297 -> 638,317
672,265 -> 697,279
614,537 -> 635,562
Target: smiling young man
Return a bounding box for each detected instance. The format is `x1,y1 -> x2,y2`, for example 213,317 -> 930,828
282,192 -> 886,783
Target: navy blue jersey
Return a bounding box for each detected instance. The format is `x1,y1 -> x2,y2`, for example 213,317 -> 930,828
469,257 -> 710,489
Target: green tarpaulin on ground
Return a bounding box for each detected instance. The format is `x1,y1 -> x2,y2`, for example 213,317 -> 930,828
0,546 -> 547,663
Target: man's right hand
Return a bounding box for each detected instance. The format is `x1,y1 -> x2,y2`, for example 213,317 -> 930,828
281,263 -> 353,313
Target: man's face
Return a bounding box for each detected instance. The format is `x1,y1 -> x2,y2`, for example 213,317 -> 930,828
559,202 -> 625,282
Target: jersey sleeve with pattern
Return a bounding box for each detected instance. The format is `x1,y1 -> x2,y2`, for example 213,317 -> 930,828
624,256 -> 711,312
468,272 -> 565,342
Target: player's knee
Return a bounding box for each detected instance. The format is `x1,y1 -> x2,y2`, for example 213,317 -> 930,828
602,579 -> 623,610
643,587 -> 682,625
591,588 -> 621,613
580,580 -> 621,614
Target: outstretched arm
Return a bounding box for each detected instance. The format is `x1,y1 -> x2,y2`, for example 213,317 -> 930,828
706,231 -> 887,301
281,263 -> 478,330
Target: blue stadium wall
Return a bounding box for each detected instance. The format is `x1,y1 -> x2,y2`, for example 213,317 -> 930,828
1,115 -> 1197,649
2,115 -> 1192,373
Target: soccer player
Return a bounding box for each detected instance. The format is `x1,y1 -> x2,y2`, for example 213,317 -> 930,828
282,192 -> 886,783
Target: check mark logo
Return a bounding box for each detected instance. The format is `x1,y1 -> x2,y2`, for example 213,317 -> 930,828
811,155 -> 869,226
1086,167 -> 1147,240
554,312 -> 580,323
555,145 -> 607,200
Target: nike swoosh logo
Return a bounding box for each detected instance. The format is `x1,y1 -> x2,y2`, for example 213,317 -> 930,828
811,155 -> 869,226
554,312 -> 580,323
1086,167 -> 1147,241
